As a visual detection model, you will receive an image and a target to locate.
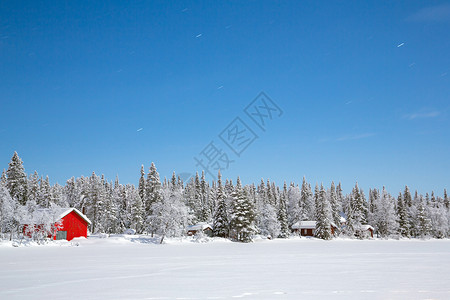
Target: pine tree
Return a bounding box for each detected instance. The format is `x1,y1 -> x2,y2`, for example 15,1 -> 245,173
209,180 -> 217,217
255,179 -> 280,238
287,183 -> 301,228
444,189 -> 449,211
131,188 -> 145,233
65,177 -> 77,207
230,177 -> 256,242
146,162 -> 162,209
103,182 -> 118,233
27,171 -> 39,203
397,192 -> 409,237
0,185 -> 16,237
266,180 -> 273,205
145,162 -> 162,233
367,188 -> 378,228
300,177 -> 314,220
213,170 -> 229,237
183,177 -> 196,223
50,183 -> 66,207
37,176 -> 51,208
0,170 -> 7,188
350,183 -> 368,225
192,172 -> 203,222
417,200 -> 432,238
343,194 -> 355,237
336,182 -> 344,207
315,184 -> 333,240
373,187 -> 398,238
199,170 -> 211,222
85,172 -> 105,233
277,182 -> 290,238
403,186 -> 412,207
6,152 -> 28,205
427,195 -> 448,238
170,171 -> 177,192
138,165 -> 146,203
328,181 -> 341,234
258,200 -> 280,239
408,191 -> 421,237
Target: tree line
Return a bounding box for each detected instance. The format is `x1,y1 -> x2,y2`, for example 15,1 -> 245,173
0,152 -> 449,243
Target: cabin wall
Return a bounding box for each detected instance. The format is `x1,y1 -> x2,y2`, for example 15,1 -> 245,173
301,228 -> 314,236
57,211 -> 88,241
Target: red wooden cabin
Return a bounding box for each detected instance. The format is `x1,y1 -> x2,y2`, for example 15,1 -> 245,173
54,208 -> 91,241
23,208 -> 91,241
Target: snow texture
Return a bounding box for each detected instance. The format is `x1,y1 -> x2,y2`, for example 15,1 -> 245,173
1,237 -> 449,299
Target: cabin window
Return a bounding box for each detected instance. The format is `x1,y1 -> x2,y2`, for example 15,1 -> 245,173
56,231 -> 67,240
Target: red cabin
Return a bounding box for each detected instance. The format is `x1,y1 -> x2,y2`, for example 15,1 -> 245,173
23,208 -> 91,241
54,208 -> 91,241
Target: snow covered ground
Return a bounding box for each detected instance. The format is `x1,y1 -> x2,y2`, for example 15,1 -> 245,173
1,236 -> 450,299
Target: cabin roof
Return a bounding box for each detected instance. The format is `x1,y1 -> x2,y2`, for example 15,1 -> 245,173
292,221 -> 338,229
187,222 -> 212,231
21,207 -> 91,225
57,208 -> 92,225
360,224 -> 374,231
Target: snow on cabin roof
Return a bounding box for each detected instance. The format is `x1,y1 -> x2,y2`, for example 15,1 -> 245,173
57,208 -> 92,225
360,225 -> 374,231
20,207 -> 91,225
292,221 -> 316,229
292,221 -> 338,229
187,223 -> 212,231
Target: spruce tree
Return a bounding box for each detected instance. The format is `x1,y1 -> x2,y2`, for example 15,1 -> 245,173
444,189 -> 449,211
230,177 -> 256,242
145,162 -> 162,232
329,181 -> 341,233
6,152 -> 28,205
277,182 -> 290,238
138,165 -> 146,203
367,188 -> 378,227
27,171 -> 39,203
170,171 -> 177,192
336,182 -> 344,207
300,177 -> 314,220
0,185 -> 15,236
103,182 -> 118,233
417,200 -> 432,238
287,183 -> 301,228
403,186 -> 412,207
315,184 -> 333,240
213,170 -> 229,237
350,183 -> 368,225
373,187 -> 398,238
397,192 -> 409,237
199,170 -> 211,222
343,194 -> 355,236
85,172 -> 105,233
266,179 -> 273,205
0,170 -> 7,188
37,176 -> 51,208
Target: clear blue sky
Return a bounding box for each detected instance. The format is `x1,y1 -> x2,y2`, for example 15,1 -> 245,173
1,1 -> 449,195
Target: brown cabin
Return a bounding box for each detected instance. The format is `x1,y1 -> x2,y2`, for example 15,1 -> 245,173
187,223 -> 213,237
292,221 -> 338,237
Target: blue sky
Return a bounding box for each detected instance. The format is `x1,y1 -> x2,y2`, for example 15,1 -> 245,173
1,1 -> 449,195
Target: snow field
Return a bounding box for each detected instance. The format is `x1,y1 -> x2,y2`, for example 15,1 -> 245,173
1,237 -> 449,299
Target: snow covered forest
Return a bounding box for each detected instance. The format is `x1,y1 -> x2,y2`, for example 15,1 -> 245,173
1,152 -> 449,243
